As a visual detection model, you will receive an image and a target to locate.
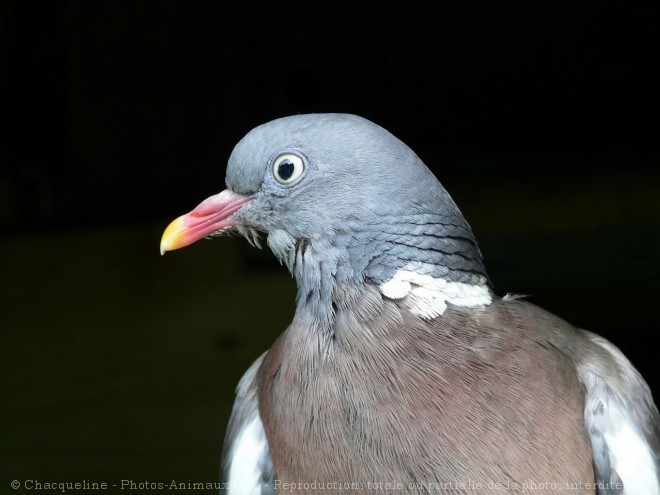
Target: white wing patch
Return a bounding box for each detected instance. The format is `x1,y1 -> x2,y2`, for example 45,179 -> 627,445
379,266 -> 491,318
579,332 -> 660,495
603,420 -> 659,495
222,354 -> 273,495
227,414 -> 270,495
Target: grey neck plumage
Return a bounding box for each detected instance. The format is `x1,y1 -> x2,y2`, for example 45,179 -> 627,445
266,211 -> 490,335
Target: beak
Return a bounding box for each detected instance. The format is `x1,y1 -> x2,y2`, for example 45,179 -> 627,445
160,189 -> 252,255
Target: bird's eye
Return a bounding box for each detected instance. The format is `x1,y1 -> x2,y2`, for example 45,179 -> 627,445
272,153 -> 305,185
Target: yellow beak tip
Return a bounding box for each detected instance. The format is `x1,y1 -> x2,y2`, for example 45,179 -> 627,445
160,215 -> 187,255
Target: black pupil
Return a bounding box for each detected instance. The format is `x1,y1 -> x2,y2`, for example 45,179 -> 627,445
278,160 -> 295,180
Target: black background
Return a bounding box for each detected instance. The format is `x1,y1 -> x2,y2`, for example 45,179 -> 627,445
2,1 -> 659,491
3,1 -> 658,228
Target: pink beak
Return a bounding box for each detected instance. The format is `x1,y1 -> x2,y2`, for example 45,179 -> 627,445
160,189 -> 252,255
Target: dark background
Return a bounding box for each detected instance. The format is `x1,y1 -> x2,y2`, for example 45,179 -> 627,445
2,1 -> 658,492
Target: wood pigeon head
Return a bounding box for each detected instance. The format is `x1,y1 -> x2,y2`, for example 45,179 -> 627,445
161,114 -> 490,323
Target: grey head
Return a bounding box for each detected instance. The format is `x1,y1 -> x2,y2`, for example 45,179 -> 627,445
161,113 -> 489,325
225,114 -> 489,316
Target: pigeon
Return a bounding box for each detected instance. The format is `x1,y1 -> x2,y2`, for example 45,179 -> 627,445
160,114 -> 660,494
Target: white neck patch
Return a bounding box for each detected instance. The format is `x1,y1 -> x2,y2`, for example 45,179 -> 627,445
379,266 -> 492,318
